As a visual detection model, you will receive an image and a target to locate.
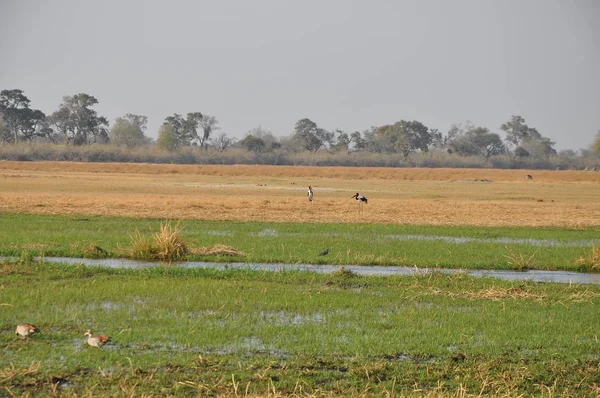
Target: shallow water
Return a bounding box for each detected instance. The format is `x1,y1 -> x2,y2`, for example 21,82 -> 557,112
25,257 -> 600,285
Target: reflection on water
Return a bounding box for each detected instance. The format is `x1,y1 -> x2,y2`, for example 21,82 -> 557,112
27,257 -> 600,285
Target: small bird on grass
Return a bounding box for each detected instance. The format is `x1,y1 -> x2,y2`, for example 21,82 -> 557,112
15,323 -> 40,339
84,330 -> 111,348
318,248 -> 329,256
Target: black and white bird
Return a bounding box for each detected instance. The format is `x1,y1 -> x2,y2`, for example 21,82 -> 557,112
307,186 -> 314,201
351,193 -> 368,203
318,248 -> 329,256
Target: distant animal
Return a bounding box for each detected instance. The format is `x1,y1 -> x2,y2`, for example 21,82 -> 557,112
526,174 -> 533,180
351,193 -> 368,203
318,248 -> 329,256
307,186 -> 314,201
15,323 -> 40,339
84,330 -> 111,348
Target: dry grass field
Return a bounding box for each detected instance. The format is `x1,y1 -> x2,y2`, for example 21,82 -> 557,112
1,161 -> 599,227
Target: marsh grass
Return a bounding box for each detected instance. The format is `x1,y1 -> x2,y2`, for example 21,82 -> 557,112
576,245 -> 600,271
503,246 -> 537,271
1,261 -> 599,396
1,214 -> 599,272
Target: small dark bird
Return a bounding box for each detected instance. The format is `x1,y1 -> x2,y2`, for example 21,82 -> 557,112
318,248 -> 329,256
351,193 -> 368,203
93,245 -> 108,255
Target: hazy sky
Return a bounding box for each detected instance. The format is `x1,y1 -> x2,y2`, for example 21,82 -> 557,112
1,0 -> 599,151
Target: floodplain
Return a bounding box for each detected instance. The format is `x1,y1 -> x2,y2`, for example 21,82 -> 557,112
1,161 -> 600,396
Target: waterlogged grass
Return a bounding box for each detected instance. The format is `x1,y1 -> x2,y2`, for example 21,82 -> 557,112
1,214 -> 599,271
1,260 -> 600,396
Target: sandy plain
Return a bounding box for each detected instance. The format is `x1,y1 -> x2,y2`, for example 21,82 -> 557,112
1,161 -> 599,227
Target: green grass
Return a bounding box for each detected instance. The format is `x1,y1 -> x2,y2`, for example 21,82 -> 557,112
1,214 -> 599,272
2,260 -> 600,396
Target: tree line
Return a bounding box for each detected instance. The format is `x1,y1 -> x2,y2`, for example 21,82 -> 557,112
1,89 -> 599,167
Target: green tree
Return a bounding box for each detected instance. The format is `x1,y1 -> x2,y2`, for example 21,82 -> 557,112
375,120 -> 431,158
331,129 -> 350,153
500,115 -> 531,147
292,118 -> 334,152
18,108 -> 46,142
246,126 -> 278,150
350,130 -> 367,152
156,123 -> 177,151
109,114 -> 150,147
521,136 -> 556,160
0,89 -> 45,143
164,112 -> 204,148
467,127 -> 505,158
447,123 -> 504,158
500,115 -> 555,160
48,94 -> 108,145
240,134 -> 266,155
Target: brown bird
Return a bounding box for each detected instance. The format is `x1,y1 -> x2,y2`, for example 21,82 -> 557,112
84,330 -> 111,348
15,323 -> 40,339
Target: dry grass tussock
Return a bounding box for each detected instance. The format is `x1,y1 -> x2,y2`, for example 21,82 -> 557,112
2,162 -> 600,227
576,246 -> 600,271
191,244 -> 245,256
0,362 -> 41,383
423,284 -> 548,302
129,221 -> 188,261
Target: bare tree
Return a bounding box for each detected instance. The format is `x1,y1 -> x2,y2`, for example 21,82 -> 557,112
212,132 -> 236,152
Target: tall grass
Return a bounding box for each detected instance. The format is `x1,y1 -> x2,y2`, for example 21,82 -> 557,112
129,220 -> 188,261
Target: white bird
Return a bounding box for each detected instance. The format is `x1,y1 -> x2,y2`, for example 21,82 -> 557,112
15,323 -> 39,339
307,186 -> 314,201
84,330 -> 111,348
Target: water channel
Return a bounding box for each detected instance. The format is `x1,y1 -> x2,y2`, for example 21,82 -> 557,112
29,256 -> 600,285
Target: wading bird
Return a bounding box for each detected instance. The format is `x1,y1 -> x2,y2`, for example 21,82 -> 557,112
307,186 -> 314,201
352,193 -> 368,203
352,193 -> 368,215
84,330 -> 111,348
15,323 -> 39,339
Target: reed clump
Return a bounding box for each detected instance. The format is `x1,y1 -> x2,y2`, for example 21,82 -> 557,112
576,245 -> 600,271
129,221 -> 188,261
